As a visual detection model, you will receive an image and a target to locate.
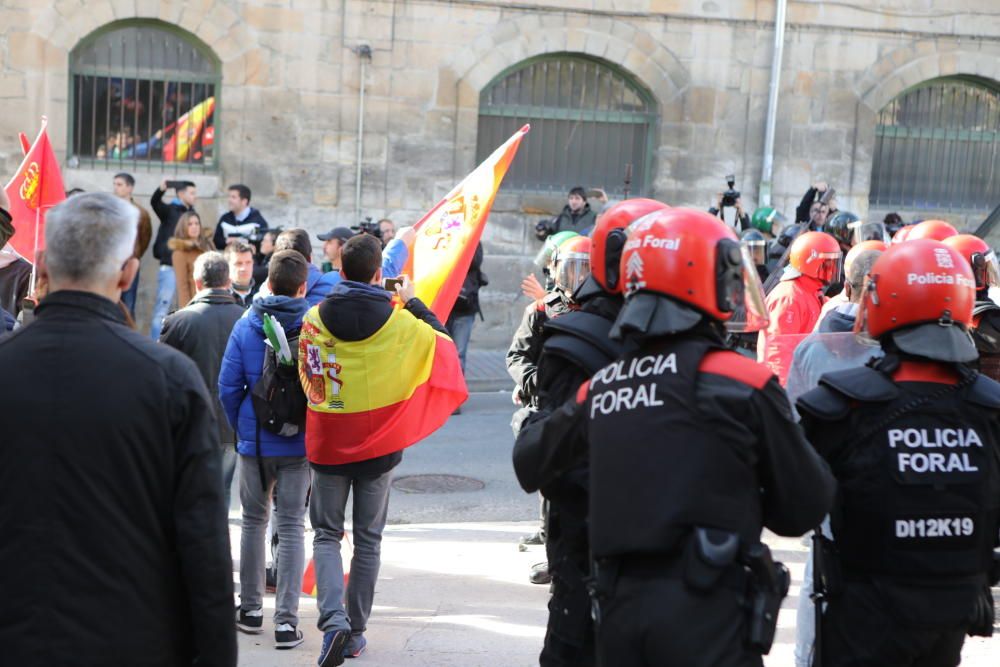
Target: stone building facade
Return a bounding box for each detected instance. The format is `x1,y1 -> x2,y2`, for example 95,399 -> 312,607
2,0 -> 999,346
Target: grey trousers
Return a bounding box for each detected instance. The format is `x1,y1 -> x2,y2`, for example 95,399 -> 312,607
311,469 -> 392,634
239,455 -> 310,626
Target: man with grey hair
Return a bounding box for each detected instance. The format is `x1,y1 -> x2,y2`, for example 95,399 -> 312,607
0,193 -> 237,667
161,250 -> 246,506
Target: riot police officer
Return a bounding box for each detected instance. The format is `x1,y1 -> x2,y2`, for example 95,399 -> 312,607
944,234 -> 1000,382
796,239 -> 1000,667
526,208 -> 835,667
514,198 -> 668,667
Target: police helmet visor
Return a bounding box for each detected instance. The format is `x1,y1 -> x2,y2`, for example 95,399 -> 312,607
816,251 -> 844,285
742,239 -> 767,266
554,252 -> 591,294
850,220 -> 889,246
724,245 -> 770,334
972,250 -> 1000,290
533,231 -> 578,269
767,210 -> 787,237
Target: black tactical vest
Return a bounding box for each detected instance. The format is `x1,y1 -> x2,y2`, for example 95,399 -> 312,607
801,367 -> 1000,580
541,310 -> 623,379
585,336 -> 764,559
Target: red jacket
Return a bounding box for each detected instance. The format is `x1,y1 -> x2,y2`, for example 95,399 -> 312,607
757,275 -> 827,383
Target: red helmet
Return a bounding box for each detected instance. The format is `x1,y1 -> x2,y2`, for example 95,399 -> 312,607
942,234 -> 1000,291
552,235 -> 592,295
857,239 -> 977,362
906,219 -> 958,242
844,239 -> 887,275
788,231 -> 843,284
892,225 -> 913,244
589,198 -> 669,293
613,208 -> 768,337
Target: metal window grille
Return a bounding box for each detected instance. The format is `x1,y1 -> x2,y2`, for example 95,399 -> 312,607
870,77 -> 1000,212
69,21 -> 221,172
477,55 -> 657,197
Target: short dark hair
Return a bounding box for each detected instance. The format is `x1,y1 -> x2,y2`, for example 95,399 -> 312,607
568,186 -> 587,199
113,172 -> 135,187
268,249 -> 309,297
177,180 -> 196,192
223,239 -> 254,261
342,233 -> 382,283
228,184 -> 251,203
274,228 -> 312,262
193,251 -> 229,288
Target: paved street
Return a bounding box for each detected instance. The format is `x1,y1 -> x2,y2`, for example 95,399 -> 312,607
233,392 -> 999,666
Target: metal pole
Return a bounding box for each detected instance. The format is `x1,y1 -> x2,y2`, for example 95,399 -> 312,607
355,44 -> 372,224
759,0 -> 787,208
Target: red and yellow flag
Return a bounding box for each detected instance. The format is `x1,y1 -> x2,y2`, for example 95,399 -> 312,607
3,118 -> 66,260
406,124 -> 530,322
298,305 -> 468,465
162,97 -> 215,162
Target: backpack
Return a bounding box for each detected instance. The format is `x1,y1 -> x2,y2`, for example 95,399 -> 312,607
249,333 -> 307,490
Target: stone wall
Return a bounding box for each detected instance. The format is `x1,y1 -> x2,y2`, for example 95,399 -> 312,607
1,0 -> 998,346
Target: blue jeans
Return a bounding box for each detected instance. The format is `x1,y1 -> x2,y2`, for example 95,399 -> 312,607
446,312 -> 476,373
311,470 -> 392,634
122,265 -> 140,317
149,265 -> 175,340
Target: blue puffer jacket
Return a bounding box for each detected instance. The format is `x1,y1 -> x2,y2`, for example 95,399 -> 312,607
304,238 -> 409,305
218,295 -> 311,457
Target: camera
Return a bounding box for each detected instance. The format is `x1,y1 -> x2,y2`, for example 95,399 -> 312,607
351,216 -> 383,242
721,175 -> 741,208
535,219 -> 555,241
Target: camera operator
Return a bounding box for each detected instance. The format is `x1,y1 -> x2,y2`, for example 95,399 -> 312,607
795,181 -> 838,224
535,187 -> 605,240
708,176 -> 750,231
214,184 -> 269,250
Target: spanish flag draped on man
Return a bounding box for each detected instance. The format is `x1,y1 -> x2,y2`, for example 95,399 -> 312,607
298,125 -> 529,465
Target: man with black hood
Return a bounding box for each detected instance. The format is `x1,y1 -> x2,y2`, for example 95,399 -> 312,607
520,208 -> 834,667
513,198 -> 668,667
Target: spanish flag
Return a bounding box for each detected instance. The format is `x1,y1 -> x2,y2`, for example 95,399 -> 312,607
162,97 -> 215,162
298,305 -> 468,465
406,124 -> 529,322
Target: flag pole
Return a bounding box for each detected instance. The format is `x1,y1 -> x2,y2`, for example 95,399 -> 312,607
27,206 -> 40,297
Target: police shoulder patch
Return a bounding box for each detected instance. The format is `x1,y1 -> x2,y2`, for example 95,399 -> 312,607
818,366 -> 899,402
698,350 -> 772,390
966,373 -> 1000,410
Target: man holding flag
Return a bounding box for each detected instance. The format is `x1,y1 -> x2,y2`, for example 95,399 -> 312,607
299,234 -> 467,666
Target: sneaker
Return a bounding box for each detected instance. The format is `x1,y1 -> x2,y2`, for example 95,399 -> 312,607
519,531 -> 544,546
529,561 -> 551,585
275,623 -> 304,650
236,607 -> 264,634
344,633 -> 367,658
318,629 -> 350,667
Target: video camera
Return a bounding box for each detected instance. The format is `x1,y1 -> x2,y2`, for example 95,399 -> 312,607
721,175 -> 741,208
352,216 -> 383,242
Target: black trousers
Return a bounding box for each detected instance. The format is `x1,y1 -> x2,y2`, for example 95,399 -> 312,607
597,570 -> 761,667
540,507 -> 594,667
822,582 -> 967,667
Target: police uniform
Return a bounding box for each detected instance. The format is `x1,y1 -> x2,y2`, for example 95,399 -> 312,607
581,327 -> 834,667
797,357 -> 1000,667
972,299 -> 1000,382
513,281 -> 624,667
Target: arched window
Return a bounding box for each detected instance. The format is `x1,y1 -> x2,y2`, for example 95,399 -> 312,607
870,77 -> 1000,211
69,20 -> 221,169
477,54 -> 657,197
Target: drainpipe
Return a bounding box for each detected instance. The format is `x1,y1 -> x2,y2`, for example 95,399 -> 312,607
759,0 -> 787,208
354,44 -> 372,223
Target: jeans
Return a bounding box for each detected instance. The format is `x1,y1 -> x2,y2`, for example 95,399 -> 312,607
311,470 -> 392,634
122,265 -> 140,317
221,444 -> 237,510
446,312 -> 476,373
239,455 -> 310,626
149,265 -> 175,340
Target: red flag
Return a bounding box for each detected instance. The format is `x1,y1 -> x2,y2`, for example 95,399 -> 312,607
4,118 -> 66,261
405,125 -> 529,322
18,133 -> 30,155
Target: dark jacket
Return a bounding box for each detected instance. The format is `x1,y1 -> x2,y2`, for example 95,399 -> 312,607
160,289 -> 246,446
796,187 -> 820,224
506,292 -> 571,406
0,247 -> 32,316
552,203 -> 597,236
218,295 -> 311,458
0,290 -> 236,667
310,280 -> 449,477
451,242 -> 487,318
151,188 -> 194,266
213,208 -> 269,250
0,305 -> 14,333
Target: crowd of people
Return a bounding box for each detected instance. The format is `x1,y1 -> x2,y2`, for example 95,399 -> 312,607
0,174 -> 473,666
507,185 -> 1000,667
